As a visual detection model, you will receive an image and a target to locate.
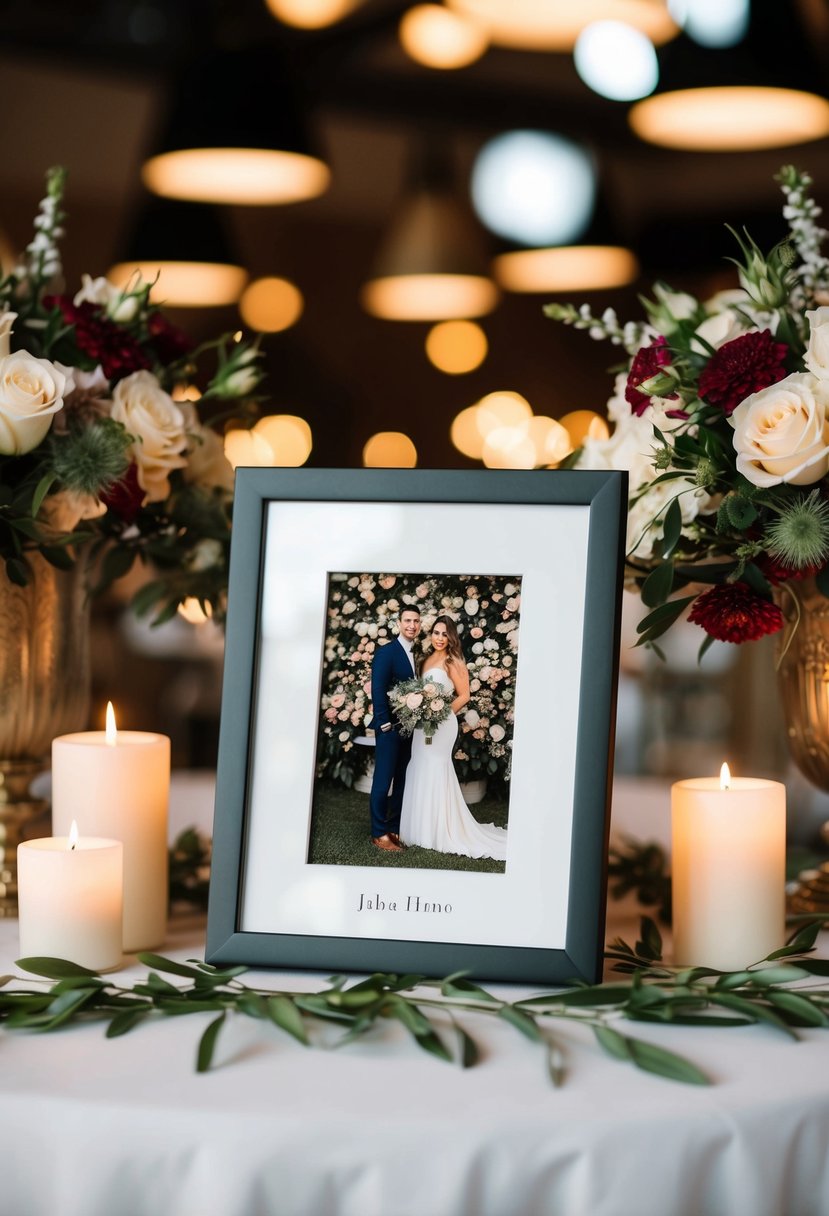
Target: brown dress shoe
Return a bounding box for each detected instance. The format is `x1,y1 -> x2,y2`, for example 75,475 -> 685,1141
371,834 -> 403,852
387,832 -> 406,849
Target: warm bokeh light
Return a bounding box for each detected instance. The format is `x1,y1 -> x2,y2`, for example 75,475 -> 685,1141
425,320 -> 488,374
493,245 -> 640,292
450,405 -> 486,460
475,391 -> 533,436
527,415 -> 573,466
574,20 -> 658,101
361,273 -> 498,321
629,87 -> 829,151
171,384 -> 202,402
265,0 -> 361,27
254,414 -> 313,466
108,260 -> 248,308
481,425 -> 536,469
239,276 -> 304,333
559,410 -> 610,447
224,427 -> 277,468
669,0 -> 749,48
363,431 -> 418,467
178,597 -> 214,625
142,148 -> 330,206
399,4 -> 488,69
446,0 -> 678,50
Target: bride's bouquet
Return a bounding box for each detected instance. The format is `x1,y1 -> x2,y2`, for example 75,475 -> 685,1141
389,675 -> 453,745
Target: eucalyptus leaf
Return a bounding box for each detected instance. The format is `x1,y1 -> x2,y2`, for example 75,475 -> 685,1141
267,995 -> 309,1046
453,1021 -> 479,1069
136,954 -> 204,978
626,1037 -> 709,1086
766,990 -> 829,1027
707,993 -> 798,1038
16,957 -> 100,979
661,497 -> 683,559
106,1007 -> 152,1038
593,1024 -> 632,1061
498,1005 -> 543,1042
547,1041 -> 566,1087
196,1011 -> 226,1072
747,966 -> 811,987
641,561 -> 674,609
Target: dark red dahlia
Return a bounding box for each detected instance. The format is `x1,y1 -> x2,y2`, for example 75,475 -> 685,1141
146,311 -> 194,364
625,336 -> 679,416
757,554 -> 825,586
688,582 -> 783,643
698,329 -> 788,416
44,295 -> 151,382
100,462 -> 144,523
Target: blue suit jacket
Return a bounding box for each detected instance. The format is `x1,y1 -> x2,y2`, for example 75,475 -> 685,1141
369,639 -> 415,730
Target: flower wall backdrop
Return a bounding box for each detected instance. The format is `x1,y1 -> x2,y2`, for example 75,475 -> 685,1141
317,573 -> 522,788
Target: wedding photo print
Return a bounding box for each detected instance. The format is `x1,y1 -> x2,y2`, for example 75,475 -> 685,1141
307,573 -> 522,874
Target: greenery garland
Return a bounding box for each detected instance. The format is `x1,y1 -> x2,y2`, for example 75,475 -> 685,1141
6,917 -> 829,1086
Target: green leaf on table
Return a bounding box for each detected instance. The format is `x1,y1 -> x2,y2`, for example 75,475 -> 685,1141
16,957 -> 101,979
499,1005 -> 543,1042
43,987 -> 99,1028
521,985 -> 632,1008
777,922 -> 822,954
267,995 -> 309,1045
196,1011 -> 226,1072
136,954 -> 204,978
593,1024 -> 632,1061
386,997 -> 452,1062
106,1006 -> 152,1038
440,977 -> 498,1003
547,1041 -> 566,1087
626,1037 -> 709,1086
453,1021 -> 479,1069
294,995 -> 358,1024
706,992 -> 798,1038
765,991 -> 829,1027
747,965 -> 811,987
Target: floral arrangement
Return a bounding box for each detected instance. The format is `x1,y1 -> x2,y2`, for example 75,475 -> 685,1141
388,675 -> 454,743
317,573 -> 521,787
546,166 -> 829,656
0,167 -> 265,621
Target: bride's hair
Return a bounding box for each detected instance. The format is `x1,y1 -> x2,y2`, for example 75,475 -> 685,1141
432,614 -> 464,666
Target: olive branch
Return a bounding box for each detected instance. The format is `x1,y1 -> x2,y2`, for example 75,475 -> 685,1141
5,916 -> 829,1087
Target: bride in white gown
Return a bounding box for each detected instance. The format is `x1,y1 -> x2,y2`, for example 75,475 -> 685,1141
399,616 -> 508,861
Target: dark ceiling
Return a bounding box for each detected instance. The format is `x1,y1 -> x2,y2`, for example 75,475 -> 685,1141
1,0 -> 829,467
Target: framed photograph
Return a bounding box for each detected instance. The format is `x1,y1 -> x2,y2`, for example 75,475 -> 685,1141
206,468 -> 626,984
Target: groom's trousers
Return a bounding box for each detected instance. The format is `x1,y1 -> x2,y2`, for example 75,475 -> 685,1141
369,728 -> 412,838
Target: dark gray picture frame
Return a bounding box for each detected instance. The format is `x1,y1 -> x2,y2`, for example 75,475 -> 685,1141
206,467 -> 626,984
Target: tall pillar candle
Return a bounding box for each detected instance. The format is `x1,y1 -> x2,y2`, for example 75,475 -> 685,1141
18,830 -> 123,971
672,771 -> 786,971
52,710 -> 169,951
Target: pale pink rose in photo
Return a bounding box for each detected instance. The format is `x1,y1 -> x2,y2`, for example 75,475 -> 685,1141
325,708 -> 338,722
363,682 -> 372,695
362,590 -> 376,605
365,641 -> 375,653
338,710 -> 350,721
351,651 -> 362,661
481,600 -> 489,608
330,693 -> 346,708
480,665 -> 492,680
348,577 -> 359,587
351,711 -> 362,725
466,585 -> 478,598
423,683 -> 437,695
338,730 -> 350,741
503,656 -> 513,667
343,600 -> 357,614
473,729 -> 486,740
489,724 -> 506,742
464,709 -> 480,727
344,742 -> 353,751
464,598 -> 479,615
379,576 -> 396,590
416,583 -> 430,599
506,596 -> 520,612
405,692 -> 424,710
379,628 -> 388,637
492,593 -> 502,602
431,698 -> 445,712
504,583 -> 516,595
470,679 -> 481,692
387,599 -> 399,612
470,626 -> 483,638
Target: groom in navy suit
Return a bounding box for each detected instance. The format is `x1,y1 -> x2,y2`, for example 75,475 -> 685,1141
368,606 -> 421,852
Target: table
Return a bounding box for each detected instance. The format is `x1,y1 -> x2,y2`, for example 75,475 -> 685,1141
1,775 -> 828,1216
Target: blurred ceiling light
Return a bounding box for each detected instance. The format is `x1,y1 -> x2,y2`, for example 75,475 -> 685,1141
265,0 -> 363,29
668,0 -> 749,47
559,410 -> 610,447
239,276 -> 304,332
475,391 -> 533,435
481,426 -> 536,469
178,598 -> 213,625
494,245 -> 639,292
363,431 -> 418,467
171,384 -> 202,402
574,21 -> 659,100
425,320 -> 488,374
630,86 -> 829,150
142,49 -> 330,205
471,132 -> 595,247
224,428 -> 276,468
362,147 -> 498,321
399,4 -> 488,69
254,414 -> 313,465
450,405 -> 487,459
108,196 -> 248,308
446,0 -> 679,50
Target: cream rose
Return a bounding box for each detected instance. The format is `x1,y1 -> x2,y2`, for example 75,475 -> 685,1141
405,692 -> 423,710
805,307 -> 829,380
730,372 -> 829,488
0,310 -> 17,359
0,350 -> 67,455
110,371 -> 188,503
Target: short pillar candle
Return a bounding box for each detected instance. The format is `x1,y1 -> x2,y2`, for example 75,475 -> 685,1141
671,766 -> 786,971
18,830 -> 123,972
52,704 -> 169,952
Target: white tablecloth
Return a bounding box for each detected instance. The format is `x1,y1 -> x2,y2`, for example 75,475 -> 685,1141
1,775 -> 828,1216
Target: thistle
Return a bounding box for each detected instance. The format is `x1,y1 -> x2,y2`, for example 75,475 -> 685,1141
49,418 -> 132,497
764,490 -> 829,570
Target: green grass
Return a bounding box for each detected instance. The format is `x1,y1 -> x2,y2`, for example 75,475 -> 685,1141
308,782 -> 508,873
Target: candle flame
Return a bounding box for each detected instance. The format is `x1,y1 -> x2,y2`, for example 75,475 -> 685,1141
105,701 -> 117,746
720,762 -> 731,790
68,820 -> 79,851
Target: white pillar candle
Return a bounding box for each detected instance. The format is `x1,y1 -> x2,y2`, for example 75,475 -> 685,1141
52,704 -> 170,952
18,828 -> 123,972
672,765 -> 786,971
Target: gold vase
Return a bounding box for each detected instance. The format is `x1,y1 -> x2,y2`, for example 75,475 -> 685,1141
775,577 -> 829,792
0,553 -> 91,914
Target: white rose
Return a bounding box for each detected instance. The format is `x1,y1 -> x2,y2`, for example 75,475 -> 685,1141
731,372 -> 829,488
489,724 -> 506,742
338,731 -> 350,742
355,622 -> 368,636
0,351 -> 67,455
0,310 -> 17,359
692,310 -> 751,354
464,598 -> 479,615
472,642 -> 484,654
110,371 -> 188,503
464,709 -> 480,727
805,307 -> 829,380
504,584 -> 516,596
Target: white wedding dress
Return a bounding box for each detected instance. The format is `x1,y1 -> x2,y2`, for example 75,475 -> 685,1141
399,667 -> 508,861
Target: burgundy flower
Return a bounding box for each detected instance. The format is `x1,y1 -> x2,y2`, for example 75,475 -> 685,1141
757,554 -> 825,586
625,336 -> 679,416
698,329 -> 788,416
146,311 -> 194,364
100,462 -> 144,523
688,582 -> 783,643
44,295 -> 151,382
